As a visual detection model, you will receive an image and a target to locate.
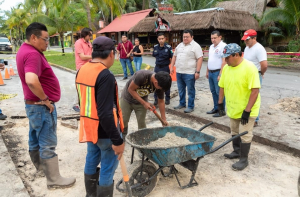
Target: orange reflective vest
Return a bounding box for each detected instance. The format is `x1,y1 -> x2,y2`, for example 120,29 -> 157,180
75,62 -> 124,144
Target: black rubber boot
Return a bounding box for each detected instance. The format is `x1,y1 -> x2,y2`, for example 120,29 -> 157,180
97,181 -> 114,197
224,136 -> 241,159
232,143 -> 251,171
85,167 -> 100,197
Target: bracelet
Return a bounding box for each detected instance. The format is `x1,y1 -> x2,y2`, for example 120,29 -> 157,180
41,96 -> 49,102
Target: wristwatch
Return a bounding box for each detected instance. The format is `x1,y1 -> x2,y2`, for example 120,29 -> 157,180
195,71 -> 200,74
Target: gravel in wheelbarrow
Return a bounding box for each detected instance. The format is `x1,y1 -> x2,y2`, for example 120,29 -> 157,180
126,126 -> 216,167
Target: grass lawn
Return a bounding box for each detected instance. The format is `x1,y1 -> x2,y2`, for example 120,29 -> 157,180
44,51 -> 148,74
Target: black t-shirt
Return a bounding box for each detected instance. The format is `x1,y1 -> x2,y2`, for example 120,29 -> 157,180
95,68 -> 123,146
133,45 -> 141,57
121,70 -> 164,105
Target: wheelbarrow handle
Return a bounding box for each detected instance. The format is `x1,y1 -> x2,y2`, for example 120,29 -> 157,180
207,131 -> 248,155
198,122 -> 213,131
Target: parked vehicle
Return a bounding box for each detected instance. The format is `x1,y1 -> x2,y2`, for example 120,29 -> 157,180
0,37 -> 12,51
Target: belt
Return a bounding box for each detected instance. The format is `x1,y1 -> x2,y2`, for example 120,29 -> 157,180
156,64 -> 169,68
25,100 -> 55,105
209,69 -> 220,73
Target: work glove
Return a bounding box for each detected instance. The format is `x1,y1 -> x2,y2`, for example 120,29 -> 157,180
218,103 -> 226,116
241,110 -> 251,125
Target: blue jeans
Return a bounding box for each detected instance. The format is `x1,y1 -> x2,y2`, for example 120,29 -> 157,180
176,73 -> 195,109
256,73 -> 263,122
133,57 -> 142,71
208,70 -> 225,110
84,139 -> 119,187
0,108 -> 2,114
120,58 -> 134,78
154,66 -> 171,101
25,104 -> 57,159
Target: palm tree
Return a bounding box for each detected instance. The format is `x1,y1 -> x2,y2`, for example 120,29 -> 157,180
167,0 -> 221,12
260,0 -> 300,39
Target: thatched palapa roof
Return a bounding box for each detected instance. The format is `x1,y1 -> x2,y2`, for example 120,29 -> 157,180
216,0 -> 277,18
130,9 -> 259,33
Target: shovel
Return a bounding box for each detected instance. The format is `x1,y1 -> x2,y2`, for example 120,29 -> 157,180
151,106 -> 168,126
120,155 -> 133,197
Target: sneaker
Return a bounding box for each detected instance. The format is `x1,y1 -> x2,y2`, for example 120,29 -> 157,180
174,105 -> 185,109
0,113 -> 7,120
184,108 -> 194,113
72,105 -> 80,113
165,100 -> 170,105
122,77 -> 128,80
206,108 -> 218,114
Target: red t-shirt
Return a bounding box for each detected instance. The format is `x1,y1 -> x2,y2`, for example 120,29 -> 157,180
117,41 -> 133,59
16,43 -> 61,102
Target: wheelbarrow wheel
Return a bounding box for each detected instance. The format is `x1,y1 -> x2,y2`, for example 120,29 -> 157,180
127,160 -> 158,197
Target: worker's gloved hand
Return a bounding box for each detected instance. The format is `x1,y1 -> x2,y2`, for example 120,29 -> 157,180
241,110 -> 251,125
218,103 -> 226,116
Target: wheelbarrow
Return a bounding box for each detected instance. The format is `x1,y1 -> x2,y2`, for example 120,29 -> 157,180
116,122 -> 248,197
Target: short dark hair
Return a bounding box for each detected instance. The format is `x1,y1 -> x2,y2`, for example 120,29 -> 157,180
183,29 -> 193,37
122,34 -> 127,38
211,30 -> 221,36
26,22 -> 47,41
81,28 -> 92,38
155,71 -> 172,91
157,33 -> 165,38
92,50 -> 114,59
231,51 -> 243,57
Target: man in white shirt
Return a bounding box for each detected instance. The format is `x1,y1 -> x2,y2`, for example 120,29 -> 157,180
242,29 -> 268,127
206,30 -> 227,117
170,29 -> 203,113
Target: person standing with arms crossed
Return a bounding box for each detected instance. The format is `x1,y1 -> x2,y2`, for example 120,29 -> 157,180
76,36 -> 125,196
206,30 -> 226,117
132,38 -> 144,72
73,27 -> 93,112
218,43 -> 261,171
152,33 -> 173,106
242,29 -> 267,127
16,22 -> 75,189
170,29 -> 203,113
117,35 -> 134,80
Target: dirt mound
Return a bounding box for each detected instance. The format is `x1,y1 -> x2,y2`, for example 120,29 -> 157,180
271,97 -> 300,115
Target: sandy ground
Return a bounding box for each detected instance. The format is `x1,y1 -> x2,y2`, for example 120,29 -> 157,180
1,112 -> 300,197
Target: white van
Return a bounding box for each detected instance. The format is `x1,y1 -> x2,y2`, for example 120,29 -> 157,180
0,37 -> 12,51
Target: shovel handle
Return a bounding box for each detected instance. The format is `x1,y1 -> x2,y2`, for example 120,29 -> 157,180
120,156 -> 133,197
153,110 -> 167,126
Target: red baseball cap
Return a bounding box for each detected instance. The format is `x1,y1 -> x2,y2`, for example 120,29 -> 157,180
241,29 -> 257,40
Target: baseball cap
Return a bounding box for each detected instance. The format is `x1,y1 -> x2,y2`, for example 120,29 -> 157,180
222,43 -> 241,58
241,29 -> 257,40
92,36 -> 116,51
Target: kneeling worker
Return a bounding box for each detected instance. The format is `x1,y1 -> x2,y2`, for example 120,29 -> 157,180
121,70 -> 172,136
218,43 -> 260,171
76,36 -> 125,196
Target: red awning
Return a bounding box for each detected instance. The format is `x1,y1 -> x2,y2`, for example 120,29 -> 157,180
50,33 -> 59,37
98,9 -> 154,34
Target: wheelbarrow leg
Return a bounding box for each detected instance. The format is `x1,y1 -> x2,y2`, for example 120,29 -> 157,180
173,157 -> 201,189
131,147 -> 135,164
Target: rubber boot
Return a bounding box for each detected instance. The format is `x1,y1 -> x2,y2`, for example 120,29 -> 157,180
29,150 -> 43,171
224,136 -> 241,159
97,181 -> 114,197
42,156 -> 76,189
232,143 -> 251,171
123,127 -> 128,139
85,167 -> 100,197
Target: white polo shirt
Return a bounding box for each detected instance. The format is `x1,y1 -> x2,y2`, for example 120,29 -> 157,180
244,42 -> 267,71
208,41 -> 226,70
174,40 -> 203,75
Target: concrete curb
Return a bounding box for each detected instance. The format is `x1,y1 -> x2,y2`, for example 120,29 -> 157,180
165,108 -> 300,158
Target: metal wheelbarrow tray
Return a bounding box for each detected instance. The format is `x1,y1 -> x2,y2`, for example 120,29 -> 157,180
116,122 -> 247,197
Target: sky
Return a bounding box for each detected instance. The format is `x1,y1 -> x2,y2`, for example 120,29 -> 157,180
1,0 -> 24,11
